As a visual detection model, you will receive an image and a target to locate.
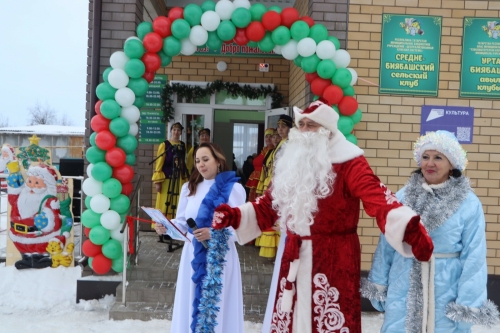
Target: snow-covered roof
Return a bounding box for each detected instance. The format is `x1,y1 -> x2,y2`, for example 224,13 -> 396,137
0,125 -> 85,136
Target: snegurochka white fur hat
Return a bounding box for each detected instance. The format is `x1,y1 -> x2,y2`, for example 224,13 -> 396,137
413,130 -> 468,171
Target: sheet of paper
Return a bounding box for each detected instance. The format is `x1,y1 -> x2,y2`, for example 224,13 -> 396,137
141,206 -> 190,242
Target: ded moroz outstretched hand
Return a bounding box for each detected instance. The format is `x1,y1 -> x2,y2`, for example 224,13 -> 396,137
212,204 -> 241,230
403,216 -> 434,262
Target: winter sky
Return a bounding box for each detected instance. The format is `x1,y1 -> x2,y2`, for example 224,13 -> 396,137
0,0 -> 88,127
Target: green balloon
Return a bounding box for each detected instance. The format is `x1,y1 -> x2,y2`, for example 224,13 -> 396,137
301,54 -> 321,73
89,226 -> 111,245
124,39 -> 145,59
117,135 -> 138,154
349,109 -> 363,124
100,100 -> 121,120
102,67 -> 113,83
133,96 -> 145,108
290,21 -> 310,41
217,20 -> 237,41
125,154 -> 136,165
88,257 -> 93,270
96,82 -> 117,101
268,6 -> 282,13
343,85 -> 355,97
124,59 -> 145,79
85,195 -> 92,209
317,59 -> 337,79
136,22 -> 153,40
82,209 -> 102,228
271,26 -> 291,46
91,162 -> 113,182
171,19 -> 191,40
163,36 -> 182,56
159,51 -> 172,66
120,213 -> 127,224
332,68 -> 352,89
313,95 -> 319,101
110,195 -> 131,214
86,146 -> 106,164
309,24 -> 328,43
338,116 -> 354,135
184,4 -> 203,26
258,32 -> 275,52
231,8 -> 251,28
345,133 -> 358,145
207,31 -> 223,50
127,78 -> 149,97
102,239 -> 123,260
327,36 -> 341,50
111,256 -> 124,273
109,117 -> 130,138
247,41 -> 258,48
293,55 -> 303,67
250,4 -> 267,21
201,1 -> 216,12
102,178 -> 123,199
90,132 -> 97,146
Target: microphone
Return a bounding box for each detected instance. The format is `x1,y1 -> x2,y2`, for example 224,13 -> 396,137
187,218 -> 208,249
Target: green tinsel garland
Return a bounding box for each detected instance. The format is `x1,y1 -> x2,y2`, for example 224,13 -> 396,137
160,80 -> 284,122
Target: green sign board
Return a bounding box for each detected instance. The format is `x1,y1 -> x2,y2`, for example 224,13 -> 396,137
460,18 -> 500,99
139,110 -> 166,144
379,14 -> 442,96
144,74 -> 167,109
194,43 -> 281,57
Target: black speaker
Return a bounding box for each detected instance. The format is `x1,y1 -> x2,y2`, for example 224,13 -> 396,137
59,158 -> 84,222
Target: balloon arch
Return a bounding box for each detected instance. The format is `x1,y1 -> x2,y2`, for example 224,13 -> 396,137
82,0 -> 363,275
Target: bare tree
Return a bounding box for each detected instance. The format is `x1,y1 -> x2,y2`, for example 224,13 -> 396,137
59,113 -> 74,126
0,114 -> 8,127
27,101 -> 57,125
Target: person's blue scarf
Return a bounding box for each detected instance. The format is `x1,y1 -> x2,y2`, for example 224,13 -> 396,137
189,171 -> 238,333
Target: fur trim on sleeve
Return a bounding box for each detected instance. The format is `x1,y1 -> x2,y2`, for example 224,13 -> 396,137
445,300 -> 500,328
360,277 -> 388,302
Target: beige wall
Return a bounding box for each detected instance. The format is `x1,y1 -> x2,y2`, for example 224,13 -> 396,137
348,0 -> 500,274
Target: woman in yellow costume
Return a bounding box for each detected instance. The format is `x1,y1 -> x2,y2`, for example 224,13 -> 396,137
244,128 -> 275,202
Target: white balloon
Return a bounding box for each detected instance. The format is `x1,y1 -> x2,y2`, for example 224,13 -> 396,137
110,51 -> 130,70
217,61 -> 227,72
297,37 -> 316,57
215,0 -> 235,20
120,105 -> 140,123
347,68 -> 358,86
107,68 -> 130,89
110,226 -> 125,242
125,36 -> 141,43
86,164 -> 94,178
316,40 -> 336,60
273,45 -> 282,55
82,177 -> 103,196
90,194 -> 110,214
101,210 -> 121,230
115,87 -> 135,107
189,25 -> 209,46
128,123 -> 139,136
281,40 -> 299,60
233,0 -> 251,9
201,11 -> 221,32
180,38 -> 197,56
332,49 -> 351,68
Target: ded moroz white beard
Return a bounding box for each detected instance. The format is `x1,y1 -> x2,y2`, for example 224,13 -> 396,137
18,186 -> 49,219
271,127 -> 336,235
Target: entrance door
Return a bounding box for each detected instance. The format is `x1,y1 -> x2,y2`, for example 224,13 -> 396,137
264,107 -> 290,128
173,105 -> 213,151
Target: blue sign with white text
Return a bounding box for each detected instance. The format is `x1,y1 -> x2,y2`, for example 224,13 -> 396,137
420,105 -> 474,144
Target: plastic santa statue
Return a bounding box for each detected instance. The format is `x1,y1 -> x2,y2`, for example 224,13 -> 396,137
6,162 -> 69,269
0,143 -> 15,173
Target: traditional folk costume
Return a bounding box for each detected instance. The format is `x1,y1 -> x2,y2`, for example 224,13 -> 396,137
245,128 -> 275,202
362,131 -> 499,332
213,99 -> 434,333
186,128 -> 211,173
170,172 -> 246,333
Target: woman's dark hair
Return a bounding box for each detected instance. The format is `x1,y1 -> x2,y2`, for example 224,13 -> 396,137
413,168 -> 462,178
187,142 -> 230,196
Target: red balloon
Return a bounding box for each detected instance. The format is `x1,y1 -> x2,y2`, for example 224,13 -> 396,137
280,8 -> 299,29
82,239 -> 102,257
90,115 -> 111,132
141,52 -> 161,72
168,7 -> 184,21
233,28 -> 250,46
153,16 -> 172,38
245,22 -> 266,42
121,182 -> 134,196
311,77 -> 332,96
106,147 -> 126,168
300,16 -> 315,28
143,32 -> 163,53
95,100 -> 103,115
262,11 -> 281,31
95,130 -> 116,151
338,96 -> 359,116
84,227 -> 91,238
143,71 -> 155,83
92,253 -> 112,275
113,164 -> 135,184
305,72 -> 319,83
323,85 -> 344,105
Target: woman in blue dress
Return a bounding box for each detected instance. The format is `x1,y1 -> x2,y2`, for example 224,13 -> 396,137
362,130 -> 499,332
